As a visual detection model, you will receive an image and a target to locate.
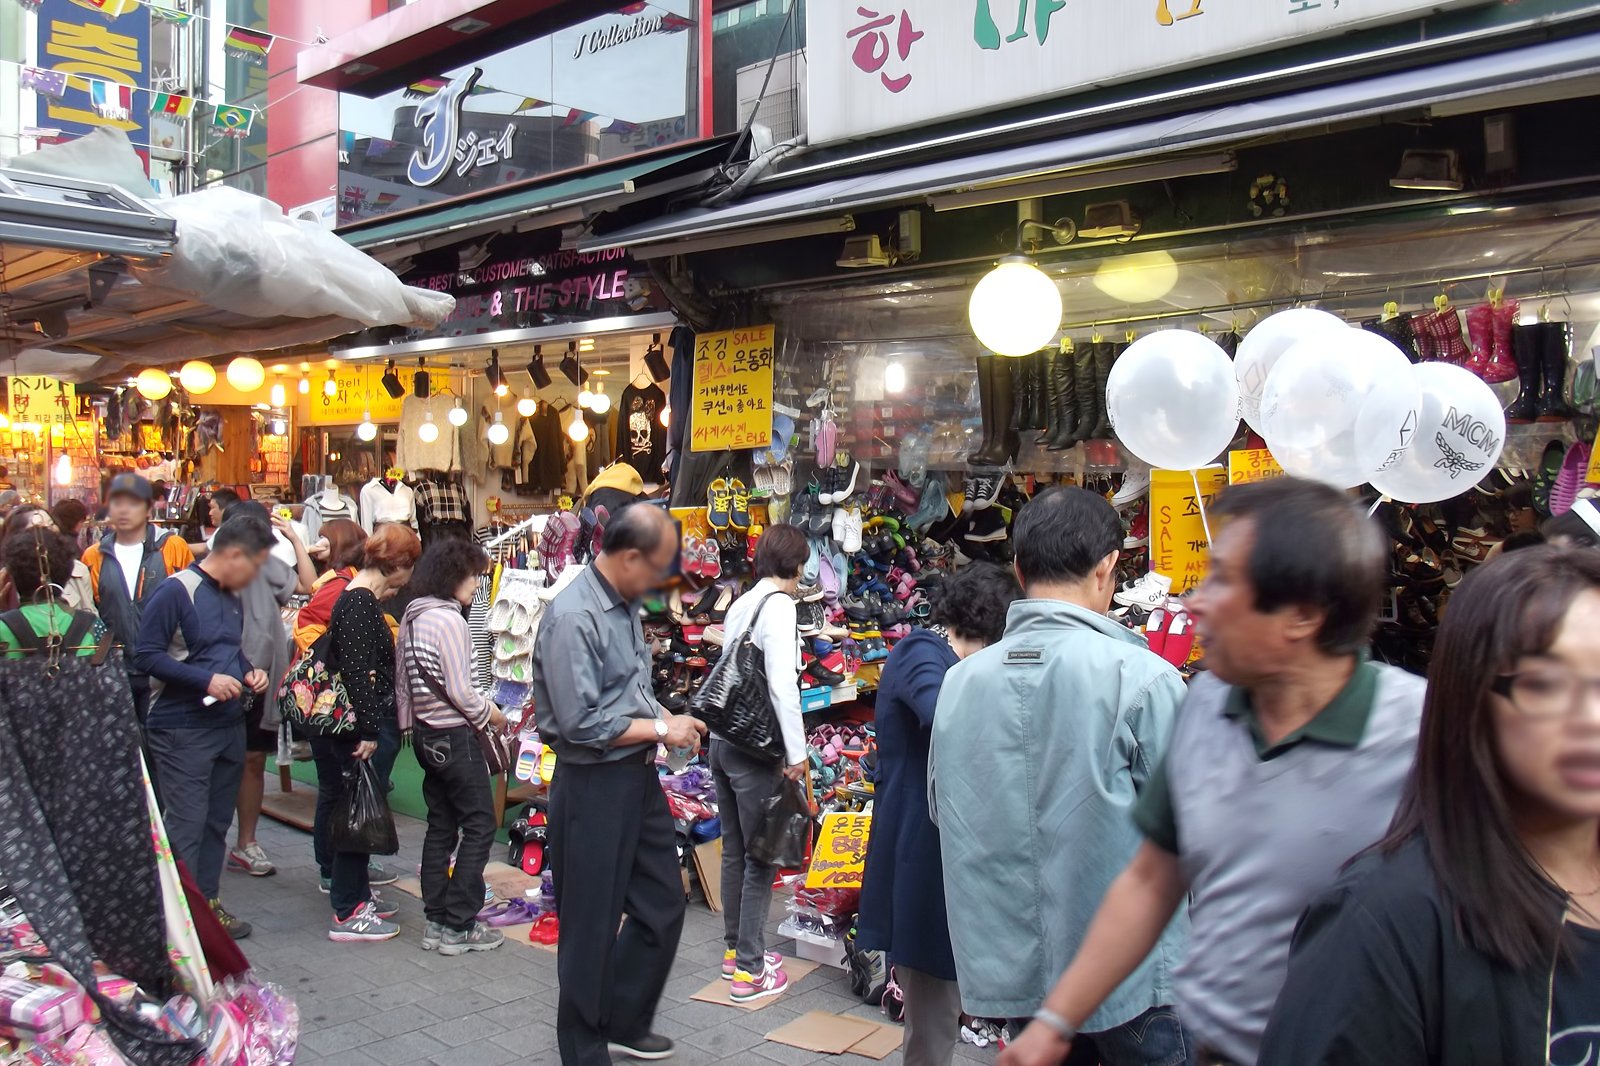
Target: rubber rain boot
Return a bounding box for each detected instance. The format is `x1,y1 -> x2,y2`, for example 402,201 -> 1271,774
1506,323 -> 1541,423
1538,321 -> 1577,422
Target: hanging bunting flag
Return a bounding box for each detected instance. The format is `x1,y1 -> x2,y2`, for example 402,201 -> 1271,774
148,4 -> 196,24
660,13 -> 694,31
602,119 -> 638,135
19,66 -> 68,100
515,97 -> 549,113
68,0 -> 142,16
223,25 -> 275,65
563,108 -> 597,127
404,77 -> 448,98
150,92 -> 195,117
374,192 -> 401,209
211,103 -> 255,137
617,1 -> 648,12
87,80 -> 133,121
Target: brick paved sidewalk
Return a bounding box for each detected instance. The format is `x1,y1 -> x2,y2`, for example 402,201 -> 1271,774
227,811 -> 1001,1066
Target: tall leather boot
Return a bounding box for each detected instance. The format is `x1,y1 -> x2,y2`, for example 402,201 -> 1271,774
1506,324 -> 1541,423
1085,342 -> 1121,440
970,355 -> 997,464
972,355 -> 1019,466
1046,346 -> 1079,450
1024,352 -> 1048,432
1538,321 -> 1577,422
1036,350 -> 1060,446
1062,343 -> 1100,449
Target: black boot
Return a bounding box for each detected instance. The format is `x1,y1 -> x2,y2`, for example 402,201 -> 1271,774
1506,324 -> 1541,423
971,355 -> 997,463
1085,342 -> 1121,440
1538,321 -> 1577,422
972,355 -> 1019,466
1063,344 -> 1100,449
1047,346 -> 1079,450
1035,350 -> 1059,445
1022,352 -> 1046,433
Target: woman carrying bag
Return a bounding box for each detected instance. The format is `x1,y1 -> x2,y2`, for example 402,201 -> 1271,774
397,538 -> 508,957
708,524 -> 810,1003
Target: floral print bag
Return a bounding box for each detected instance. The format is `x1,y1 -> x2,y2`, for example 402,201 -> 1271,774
275,626 -> 357,735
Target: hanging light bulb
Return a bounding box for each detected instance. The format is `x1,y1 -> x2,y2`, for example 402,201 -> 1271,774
659,404 -> 670,428
356,412 -> 377,441
567,406 -> 590,442
884,359 -> 907,394
418,409 -> 440,443
179,360 -> 216,394
269,417 -> 287,436
590,381 -> 611,415
135,367 -> 173,400
298,377 -> 310,395
53,452 -> 71,486
447,398 -> 468,426
577,381 -> 594,409
324,374 -> 338,397
0,412 -> 11,431
270,382 -> 287,407
226,356 -> 266,392
517,391 -> 538,418
968,254 -> 1063,356
486,411 -> 510,446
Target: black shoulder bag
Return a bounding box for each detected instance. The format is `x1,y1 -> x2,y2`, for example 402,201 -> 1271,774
688,592 -> 787,760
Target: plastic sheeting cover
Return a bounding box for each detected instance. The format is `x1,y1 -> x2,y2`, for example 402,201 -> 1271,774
128,186 -> 453,328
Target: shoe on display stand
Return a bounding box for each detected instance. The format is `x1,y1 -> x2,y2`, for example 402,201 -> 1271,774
1085,342 -> 1121,440
1112,468 -> 1150,506
964,471 -> 1004,512
1123,507 -> 1148,549
1538,321 -> 1578,421
1113,571 -> 1174,610
1507,322 -> 1542,422
971,355 -> 1020,466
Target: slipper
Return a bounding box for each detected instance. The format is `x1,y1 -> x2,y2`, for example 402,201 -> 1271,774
528,913 -> 560,945
1533,440 -> 1566,516
708,478 -> 733,530
1552,441 -> 1591,516
480,899 -> 540,927
729,478 -> 752,530
803,540 -> 820,585
770,413 -> 795,464
771,457 -> 794,496
752,464 -> 774,495
488,598 -> 515,632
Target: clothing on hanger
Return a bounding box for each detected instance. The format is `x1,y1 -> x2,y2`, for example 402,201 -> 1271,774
395,395 -> 462,474
616,381 -> 667,483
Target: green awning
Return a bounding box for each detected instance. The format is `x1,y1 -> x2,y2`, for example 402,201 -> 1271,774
341,143 -> 722,250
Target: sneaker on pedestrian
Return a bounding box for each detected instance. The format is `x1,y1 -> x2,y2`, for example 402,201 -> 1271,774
328,902 -> 399,943
722,948 -> 783,980
227,842 -> 275,877
369,891 -> 399,920
606,1034 -> 675,1060
438,922 -> 505,957
730,963 -> 789,1003
317,875 -> 331,894
421,921 -> 444,951
366,861 -> 398,886
208,899 -> 252,940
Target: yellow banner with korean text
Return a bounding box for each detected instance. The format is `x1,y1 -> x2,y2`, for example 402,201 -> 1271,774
804,812 -> 871,889
306,366 -> 404,425
690,325 -> 776,452
1227,448 -> 1286,486
1150,467 -> 1227,594
6,377 -> 78,426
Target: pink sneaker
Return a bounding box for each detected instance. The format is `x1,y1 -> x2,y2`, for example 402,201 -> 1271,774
722,949 -> 783,980
730,963 -> 789,1003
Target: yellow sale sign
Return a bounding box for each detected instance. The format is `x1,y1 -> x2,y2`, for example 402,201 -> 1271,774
804,812 -> 871,889
1150,467 -> 1227,594
690,325 -> 776,452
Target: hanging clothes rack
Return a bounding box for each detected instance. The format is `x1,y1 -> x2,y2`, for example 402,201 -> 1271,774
484,510 -> 546,549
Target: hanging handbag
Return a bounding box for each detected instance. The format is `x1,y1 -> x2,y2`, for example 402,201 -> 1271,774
688,592 -> 786,760
400,610 -> 515,774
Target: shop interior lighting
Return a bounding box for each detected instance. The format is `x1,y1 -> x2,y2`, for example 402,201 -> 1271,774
927,152 -> 1238,212
414,358 -> 431,399
381,359 -> 405,398
1093,249 -> 1180,304
486,349 -> 508,396
626,215 -> 857,261
566,406 -> 590,443
577,381 -> 594,409
324,373 -> 338,398
135,367 -> 172,400
298,376 -> 310,395
884,359 -> 907,394
486,410 -> 510,446
269,381 -> 287,407
590,381 -> 612,415
0,412 -> 10,430
448,397 -> 469,427
527,344 -> 552,390
418,408 -> 439,443
968,218 -> 1068,356
226,356 -> 266,392
1390,148 -> 1464,191
269,417 -> 287,436
577,338 -> 595,352
357,411 -> 377,441
178,360 -> 216,395
517,391 -> 538,418
659,405 -> 670,428
53,453 -> 71,487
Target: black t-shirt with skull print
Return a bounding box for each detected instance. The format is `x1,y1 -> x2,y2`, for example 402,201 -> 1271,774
617,383 -> 667,483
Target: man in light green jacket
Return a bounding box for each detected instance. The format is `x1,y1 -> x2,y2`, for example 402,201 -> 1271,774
930,487 -> 1188,1064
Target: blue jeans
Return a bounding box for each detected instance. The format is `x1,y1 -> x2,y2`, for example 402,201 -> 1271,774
373,716 -> 401,792
1087,1007 -> 1188,1066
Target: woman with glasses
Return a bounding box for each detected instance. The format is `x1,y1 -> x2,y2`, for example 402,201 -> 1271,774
1260,546 -> 1600,1064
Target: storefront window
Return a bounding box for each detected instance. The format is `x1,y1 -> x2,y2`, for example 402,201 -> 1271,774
711,0 -> 805,137
337,2 -> 702,225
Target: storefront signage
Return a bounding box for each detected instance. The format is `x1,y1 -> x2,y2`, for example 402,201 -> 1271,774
690,325 -> 776,453
32,0 -> 152,160
805,812 -> 871,888
1227,448 -> 1285,486
6,377 -> 77,427
571,11 -> 684,59
808,0 -> 1491,143
407,68 -> 518,188
307,367 -> 404,426
1151,467 -> 1227,594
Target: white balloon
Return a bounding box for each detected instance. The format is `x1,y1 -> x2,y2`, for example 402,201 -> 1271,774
1106,330 -> 1240,470
1371,363 -> 1507,504
1236,308 -> 1348,434
1259,329 -> 1416,489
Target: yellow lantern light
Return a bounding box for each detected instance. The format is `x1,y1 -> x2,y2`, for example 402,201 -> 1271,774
226,356 -> 266,392
178,361 -> 216,394
135,367 -> 173,400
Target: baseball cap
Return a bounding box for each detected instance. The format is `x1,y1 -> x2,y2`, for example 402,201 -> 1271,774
107,473 -> 154,503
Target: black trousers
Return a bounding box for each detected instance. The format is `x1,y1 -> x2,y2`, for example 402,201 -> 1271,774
414,724 -> 496,931
310,736 -> 372,920
549,756 -> 685,1066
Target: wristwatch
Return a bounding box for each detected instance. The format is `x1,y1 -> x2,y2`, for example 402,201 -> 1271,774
653,718 -> 669,741
1032,1008 -> 1078,1044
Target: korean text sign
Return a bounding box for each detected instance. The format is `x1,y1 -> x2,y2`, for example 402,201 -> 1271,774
7,377 -> 77,426
1151,467 -> 1227,594
690,325 -> 776,453
805,812 -> 872,889
1227,448 -> 1286,486
307,367 -> 404,426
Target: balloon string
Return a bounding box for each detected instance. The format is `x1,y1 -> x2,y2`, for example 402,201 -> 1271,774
1367,495 -> 1388,518
1191,468 -> 1213,544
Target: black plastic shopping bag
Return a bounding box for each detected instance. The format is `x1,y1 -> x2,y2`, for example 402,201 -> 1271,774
329,760 -> 399,855
748,778 -> 811,869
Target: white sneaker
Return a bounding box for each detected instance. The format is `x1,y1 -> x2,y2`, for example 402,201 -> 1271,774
1113,468 -> 1151,507
1113,571 -> 1173,609
842,508 -> 864,554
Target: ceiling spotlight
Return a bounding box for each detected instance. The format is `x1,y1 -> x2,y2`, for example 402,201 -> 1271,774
414,359 -> 431,399
269,417 -> 288,436
357,411 -> 377,441
527,344 -> 552,389
486,410 -> 510,446
567,407 -> 590,442
517,392 -> 538,418
1390,148 -> 1464,191
418,409 -> 439,443
486,349 -> 507,395
560,342 -> 583,386
447,398 -> 468,426
381,359 -> 405,398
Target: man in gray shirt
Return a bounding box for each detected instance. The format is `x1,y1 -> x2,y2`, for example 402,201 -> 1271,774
1001,478 -> 1424,1066
532,504 -> 706,1065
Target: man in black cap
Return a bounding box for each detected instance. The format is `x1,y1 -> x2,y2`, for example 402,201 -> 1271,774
83,473 -> 195,723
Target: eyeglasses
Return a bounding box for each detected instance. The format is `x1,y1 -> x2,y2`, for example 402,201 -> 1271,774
1492,669 -> 1600,720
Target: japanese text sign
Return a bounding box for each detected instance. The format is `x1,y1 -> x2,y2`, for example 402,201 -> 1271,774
1227,448 -> 1286,486
7,378 -> 77,426
691,325 -> 776,453
805,812 -> 872,889
1150,467 -> 1227,594
307,367 -> 405,426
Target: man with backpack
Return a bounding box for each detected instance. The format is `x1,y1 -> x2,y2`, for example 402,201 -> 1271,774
83,473 -> 194,723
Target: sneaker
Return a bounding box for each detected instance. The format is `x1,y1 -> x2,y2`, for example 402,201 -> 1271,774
227,843 -> 275,877
370,891 -> 399,920
722,949 -> 784,980
367,862 -> 398,886
421,921 -> 444,951
606,1034 -> 675,1061
1113,571 -> 1173,610
730,963 -> 789,1003
209,899 -> 252,940
1112,468 -> 1151,506
1123,507 -> 1149,549
328,902 -> 399,943
318,875 -> 331,894
962,1019 -> 1006,1048
438,922 -> 505,957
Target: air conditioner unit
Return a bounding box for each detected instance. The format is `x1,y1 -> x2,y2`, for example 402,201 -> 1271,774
1080,200 -> 1140,240
737,50 -> 807,142
837,234 -> 892,268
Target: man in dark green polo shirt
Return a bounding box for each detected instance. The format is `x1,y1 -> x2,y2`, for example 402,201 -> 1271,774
1000,478 -> 1424,1066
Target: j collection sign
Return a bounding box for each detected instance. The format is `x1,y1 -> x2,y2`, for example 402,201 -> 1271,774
807,0 -> 1493,143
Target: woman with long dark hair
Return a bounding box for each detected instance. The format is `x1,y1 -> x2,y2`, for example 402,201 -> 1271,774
1261,546 -> 1600,1064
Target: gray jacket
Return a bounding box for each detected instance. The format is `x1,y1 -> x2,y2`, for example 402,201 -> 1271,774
929,599 -> 1188,1027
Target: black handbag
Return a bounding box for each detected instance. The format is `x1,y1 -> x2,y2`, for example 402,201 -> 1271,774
688,592 -> 786,760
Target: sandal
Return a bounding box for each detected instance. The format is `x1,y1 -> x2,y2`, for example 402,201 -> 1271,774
528,913 -> 560,945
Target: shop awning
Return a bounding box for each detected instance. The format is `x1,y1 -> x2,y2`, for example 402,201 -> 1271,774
339,142 -> 729,254
579,30 -> 1600,256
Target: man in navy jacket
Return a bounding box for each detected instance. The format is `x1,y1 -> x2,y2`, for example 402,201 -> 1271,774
135,513 -> 274,940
